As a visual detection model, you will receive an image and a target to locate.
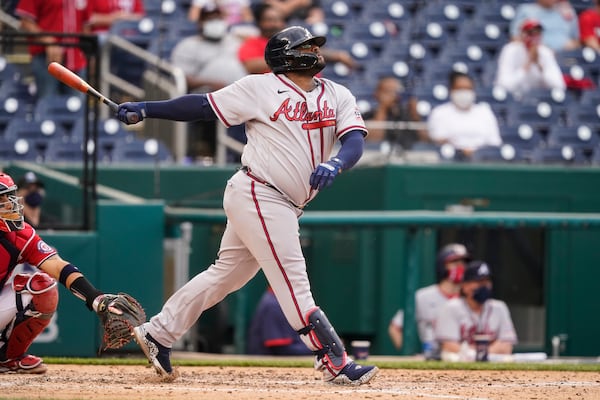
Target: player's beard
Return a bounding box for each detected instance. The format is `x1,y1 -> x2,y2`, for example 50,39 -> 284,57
303,58 -> 326,77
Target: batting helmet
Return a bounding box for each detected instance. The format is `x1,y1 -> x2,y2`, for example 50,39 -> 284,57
0,172 -> 24,232
436,243 -> 470,281
264,26 -> 326,74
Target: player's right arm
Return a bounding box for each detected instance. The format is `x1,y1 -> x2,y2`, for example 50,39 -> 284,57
117,94 -> 218,124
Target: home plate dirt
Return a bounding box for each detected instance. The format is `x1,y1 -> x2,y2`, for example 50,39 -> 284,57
1,364 -> 599,400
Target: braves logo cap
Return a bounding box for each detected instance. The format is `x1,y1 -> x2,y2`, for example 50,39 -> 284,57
463,260 -> 492,282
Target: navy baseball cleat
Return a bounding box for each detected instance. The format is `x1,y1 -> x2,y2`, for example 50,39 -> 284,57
133,325 -> 173,376
330,361 -> 379,385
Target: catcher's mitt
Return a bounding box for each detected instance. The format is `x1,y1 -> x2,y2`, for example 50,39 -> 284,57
96,293 -> 146,350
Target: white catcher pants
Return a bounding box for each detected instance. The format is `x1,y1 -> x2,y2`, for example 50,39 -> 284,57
147,171 -> 317,348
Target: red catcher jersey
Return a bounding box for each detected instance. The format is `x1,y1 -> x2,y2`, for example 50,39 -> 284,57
0,223 -> 57,284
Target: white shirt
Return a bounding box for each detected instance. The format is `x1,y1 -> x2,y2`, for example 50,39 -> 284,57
415,284 -> 455,343
495,41 -> 566,99
427,102 -> 501,151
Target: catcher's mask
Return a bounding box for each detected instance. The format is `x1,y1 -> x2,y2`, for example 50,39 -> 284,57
0,172 -> 24,232
265,26 -> 326,74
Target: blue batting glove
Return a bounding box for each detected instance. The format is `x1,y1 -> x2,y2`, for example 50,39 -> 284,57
117,102 -> 147,124
310,158 -> 343,191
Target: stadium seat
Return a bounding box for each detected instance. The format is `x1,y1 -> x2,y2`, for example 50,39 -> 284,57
70,117 -> 134,143
565,103 -> 600,130
408,21 -> 453,56
343,21 -> 394,54
591,146 -> 600,165
506,101 -> 562,136
0,138 -> 42,162
500,124 -> 545,153
471,144 -> 527,163
530,145 -> 588,165
4,117 -> 67,145
475,85 -> 516,126
416,2 -> 467,36
34,94 -> 85,132
111,138 -> 173,163
413,83 -> 449,118
455,21 -> 509,59
0,96 -> 27,134
0,57 -> 20,84
547,125 -> 600,151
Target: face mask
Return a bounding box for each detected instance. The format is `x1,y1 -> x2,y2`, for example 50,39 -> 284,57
24,191 -> 44,207
523,33 -> 541,49
202,19 -> 228,40
450,89 -> 475,110
472,285 -> 492,304
447,264 -> 465,284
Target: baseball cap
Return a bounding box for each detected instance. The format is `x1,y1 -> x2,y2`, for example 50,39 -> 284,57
521,19 -> 543,33
17,171 -> 44,189
199,2 -> 222,20
437,243 -> 471,265
463,260 -> 492,282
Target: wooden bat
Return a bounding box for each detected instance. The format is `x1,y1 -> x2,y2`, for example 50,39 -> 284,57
47,62 -> 139,124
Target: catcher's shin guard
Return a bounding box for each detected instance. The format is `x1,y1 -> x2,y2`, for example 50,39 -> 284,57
297,307 -> 349,381
0,273 -> 58,360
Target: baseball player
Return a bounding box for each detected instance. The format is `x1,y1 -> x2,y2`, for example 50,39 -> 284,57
435,260 -> 518,362
414,243 -> 470,359
0,172 -> 141,373
117,26 -> 379,385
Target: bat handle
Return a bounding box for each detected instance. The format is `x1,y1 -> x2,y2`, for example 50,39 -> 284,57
106,99 -> 140,124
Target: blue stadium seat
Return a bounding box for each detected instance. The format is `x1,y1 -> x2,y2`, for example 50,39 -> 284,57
471,144 -> 528,163
455,21 -> 509,59
506,101 -> 563,136
111,138 -> 173,163
557,47 -> 600,87
591,146 -> 600,165
4,117 -> 68,145
70,117 -> 134,143
530,145 -> 588,165
413,83 -> 449,118
0,57 -> 21,84
416,2 -> 467,36
547,125 -> 600,151
500,124 -> 545,153
475,85 -> 516,125
408,21 -> 453,56
565,103 -> 600,130
0,96 -> 27,134
342,21 -> 394,54
34,94 -> 85,132
0,138 -> 43,162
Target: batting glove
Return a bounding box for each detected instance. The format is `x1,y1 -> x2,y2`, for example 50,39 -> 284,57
310,158 -> 343,191
117,102 -> 147,124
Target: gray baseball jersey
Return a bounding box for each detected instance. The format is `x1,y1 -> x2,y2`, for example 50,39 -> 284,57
434,298 -> 518,345
415,284 -> 456,343
145,72 -> 366,347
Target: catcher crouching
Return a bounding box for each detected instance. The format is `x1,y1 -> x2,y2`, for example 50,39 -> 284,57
0,172 -> 145,374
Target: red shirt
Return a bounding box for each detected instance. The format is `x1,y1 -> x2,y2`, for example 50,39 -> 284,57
15,0 -> 91,71
579,8 -> 600,43
87,0 -> 145,33
238,36 -> 270,74
0,224 -> 57,285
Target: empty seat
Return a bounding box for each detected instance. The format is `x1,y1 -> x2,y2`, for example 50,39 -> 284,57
471,144 -> 527,163
456,21 -> 509,59
34,94 -> 85,132
0,96 -> 27,134
500,124 -> 545,152
413,83 -> 449,118
70,117 -> 133,143
4,117 -> 67,146
0,138 -> 42,162
506,102 -> 562,136
547,125 -> 599,151
565,103 -> 600,129
530,145 -> 588,165
111,138 -> 173,163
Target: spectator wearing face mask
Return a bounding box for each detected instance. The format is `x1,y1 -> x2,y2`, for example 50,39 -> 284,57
435,260 -> 517,362
16,172 -> 46,229
170,3 -> 247,159
496,19 -> 566,101
427,71 -> 501,158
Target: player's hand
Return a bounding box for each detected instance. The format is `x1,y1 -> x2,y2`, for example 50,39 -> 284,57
310,158 -> 343,191
117,102 -> 147,124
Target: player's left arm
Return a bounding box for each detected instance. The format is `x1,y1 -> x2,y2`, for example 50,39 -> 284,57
309,130 -> 364,190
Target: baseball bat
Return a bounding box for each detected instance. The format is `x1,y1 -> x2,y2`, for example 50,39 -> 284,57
47,62 -> 139,124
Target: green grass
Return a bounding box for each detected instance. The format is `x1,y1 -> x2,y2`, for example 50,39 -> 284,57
43,357 -> 600,372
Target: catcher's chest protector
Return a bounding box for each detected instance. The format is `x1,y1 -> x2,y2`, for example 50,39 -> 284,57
0,232 -> 20,291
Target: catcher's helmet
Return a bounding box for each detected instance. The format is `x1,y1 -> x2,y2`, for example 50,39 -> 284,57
264,26 -> 326,74
0,172 -> 24,232
436,243 -> 470,281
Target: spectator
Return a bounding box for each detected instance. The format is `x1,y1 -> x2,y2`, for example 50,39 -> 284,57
16,171 -> 45,229
263,0 -> 324,24
87,0 -> 145,45
247,287 -> 312,355
15,0 -> 91,98
188,0 -> 254,27
510,0 -> 580,52
362,76 -> 425,151
578,0 -> 600,51
496,19 -> 566,100
427,71 -> 501,158
171,3 -> 247,159
238,3 -> 286,74
435,260 -> 518,362
388,243 -> 470,356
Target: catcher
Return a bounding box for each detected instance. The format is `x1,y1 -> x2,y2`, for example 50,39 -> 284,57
0,172 -> 145,374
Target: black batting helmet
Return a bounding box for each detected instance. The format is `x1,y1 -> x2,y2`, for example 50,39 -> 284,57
264,26 -> 326,74
436,243 -> 471,281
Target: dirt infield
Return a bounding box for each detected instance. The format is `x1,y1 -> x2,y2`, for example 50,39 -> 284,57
1,363 -> 599,400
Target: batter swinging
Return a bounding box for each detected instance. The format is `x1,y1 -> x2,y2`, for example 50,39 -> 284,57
117,26 -> 378,385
